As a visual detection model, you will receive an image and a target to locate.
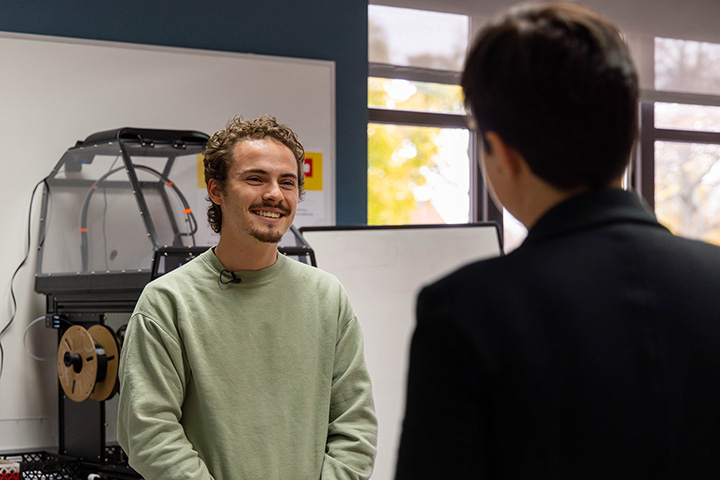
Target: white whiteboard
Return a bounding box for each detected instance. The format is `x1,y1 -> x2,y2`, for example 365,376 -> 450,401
300,224 -> 502,480
0,32 -> 334,452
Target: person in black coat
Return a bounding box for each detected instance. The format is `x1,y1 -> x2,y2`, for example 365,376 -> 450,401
395,2 -> 720,479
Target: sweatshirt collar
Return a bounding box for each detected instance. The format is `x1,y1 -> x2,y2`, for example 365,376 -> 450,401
202,247 -> 287,284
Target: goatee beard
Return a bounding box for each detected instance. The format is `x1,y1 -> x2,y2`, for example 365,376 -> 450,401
247,201 -> 292,243
250,228 -> 284,244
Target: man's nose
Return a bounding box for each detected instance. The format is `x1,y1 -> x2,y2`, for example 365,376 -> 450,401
262,181 -> 282,201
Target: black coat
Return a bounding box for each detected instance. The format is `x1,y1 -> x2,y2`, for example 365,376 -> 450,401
395,189 -> 720,479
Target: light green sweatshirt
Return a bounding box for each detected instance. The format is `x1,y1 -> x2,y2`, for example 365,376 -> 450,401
117,249 -> 377,480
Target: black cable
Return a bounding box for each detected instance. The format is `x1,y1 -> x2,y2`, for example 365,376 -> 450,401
101,155 -> 121,271
79,164 -> 197,271
0,177 -> 49,383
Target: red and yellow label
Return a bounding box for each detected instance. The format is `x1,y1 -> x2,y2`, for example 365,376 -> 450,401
303,152 -> 323,191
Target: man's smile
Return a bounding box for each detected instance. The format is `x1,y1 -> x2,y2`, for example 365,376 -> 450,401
253,209 -> 283,219
250,202 -> 291,221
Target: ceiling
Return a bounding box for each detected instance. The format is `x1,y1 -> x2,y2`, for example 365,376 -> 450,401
370,0 -> 720,44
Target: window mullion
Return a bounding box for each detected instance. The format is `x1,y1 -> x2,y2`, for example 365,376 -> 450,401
368,107 -> 468,129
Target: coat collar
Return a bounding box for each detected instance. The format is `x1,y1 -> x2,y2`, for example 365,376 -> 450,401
522,188 -> 670,247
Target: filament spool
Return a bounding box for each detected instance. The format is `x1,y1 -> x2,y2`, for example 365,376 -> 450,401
88,324 -> 120,401
58,326 -> 97,402
57,324 -> 121,402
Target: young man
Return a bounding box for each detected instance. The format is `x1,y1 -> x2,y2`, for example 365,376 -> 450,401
396,3 -> 720,479
118,115 -> 377,480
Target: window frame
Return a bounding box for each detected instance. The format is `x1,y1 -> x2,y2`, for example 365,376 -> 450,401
368,24 -> 720,246
368,62 -> 503,230
637,89 -> 720,210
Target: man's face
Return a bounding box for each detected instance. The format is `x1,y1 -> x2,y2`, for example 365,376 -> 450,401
210,138 -> 299,245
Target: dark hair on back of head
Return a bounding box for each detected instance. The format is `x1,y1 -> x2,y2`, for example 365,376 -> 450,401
461,2 -> 639,190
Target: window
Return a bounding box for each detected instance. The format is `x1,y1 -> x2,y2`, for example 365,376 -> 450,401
655,37 -> 720,96
369,5 -> 469,71
368,77 -> 465,114
639,37 -> 720,246
367,5 -> 506,241
368,19 -> 720,248
655,141 -> 720,243
368,123 -> 469,224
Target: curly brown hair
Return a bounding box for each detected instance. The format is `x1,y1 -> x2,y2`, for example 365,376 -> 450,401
203,115 -> 305,233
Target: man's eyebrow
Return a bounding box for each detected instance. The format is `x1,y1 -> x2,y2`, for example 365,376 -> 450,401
238,168 -> 298,180
238,168 -> 269,176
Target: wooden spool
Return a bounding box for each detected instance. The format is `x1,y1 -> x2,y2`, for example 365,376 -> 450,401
57,324 -> 121,402
88,324 -> 120,402
58,326 -> 97,402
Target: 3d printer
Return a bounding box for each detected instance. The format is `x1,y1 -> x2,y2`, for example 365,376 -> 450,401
33,127 -> 211,478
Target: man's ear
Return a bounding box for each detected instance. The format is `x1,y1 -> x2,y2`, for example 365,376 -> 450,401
484,131 -> 522,179
207,179 -> 224,206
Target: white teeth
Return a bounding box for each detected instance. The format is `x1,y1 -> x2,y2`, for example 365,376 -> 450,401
255,210 -> 281,218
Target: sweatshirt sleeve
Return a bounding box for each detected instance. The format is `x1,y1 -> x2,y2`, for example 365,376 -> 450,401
117,312 -> 214,480
321,315 -> 379,480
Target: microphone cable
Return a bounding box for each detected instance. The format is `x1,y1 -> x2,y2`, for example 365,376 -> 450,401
218,269 -> 242,285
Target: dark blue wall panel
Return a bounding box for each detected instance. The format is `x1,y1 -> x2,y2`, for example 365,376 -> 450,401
0,0 -> 368,224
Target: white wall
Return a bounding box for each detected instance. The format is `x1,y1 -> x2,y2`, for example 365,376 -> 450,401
0,32 -> 334,452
